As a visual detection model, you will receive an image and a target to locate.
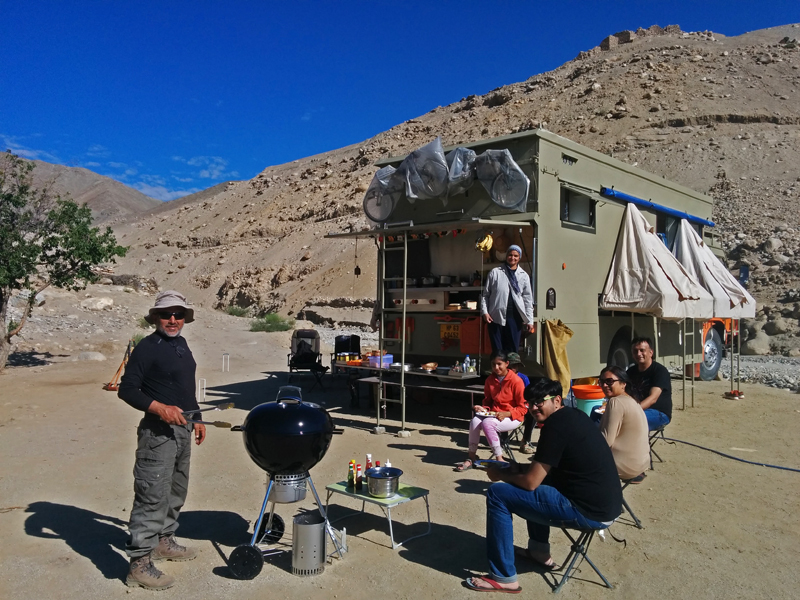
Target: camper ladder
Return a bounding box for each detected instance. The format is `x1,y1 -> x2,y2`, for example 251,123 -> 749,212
375,231 -> 410,436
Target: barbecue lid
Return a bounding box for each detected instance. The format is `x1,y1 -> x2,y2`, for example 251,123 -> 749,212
238,399 -> 334,475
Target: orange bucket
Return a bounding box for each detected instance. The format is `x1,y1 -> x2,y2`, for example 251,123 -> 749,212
571,384 -> 604,400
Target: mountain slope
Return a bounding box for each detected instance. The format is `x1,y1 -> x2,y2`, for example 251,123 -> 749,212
30,160 -> 161,224
111,23 -> 800,349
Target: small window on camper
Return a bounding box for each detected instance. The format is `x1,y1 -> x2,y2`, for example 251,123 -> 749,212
560,188 -> 595,227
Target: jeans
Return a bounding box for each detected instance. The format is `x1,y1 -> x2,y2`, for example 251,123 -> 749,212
485,482 -> 607,583
126,419 -> 193,558
644,409 -> 670,431
488,305 -> 523,353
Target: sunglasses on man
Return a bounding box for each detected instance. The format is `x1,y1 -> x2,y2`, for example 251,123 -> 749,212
529,395 -> 558,407
157,311 -> 186,320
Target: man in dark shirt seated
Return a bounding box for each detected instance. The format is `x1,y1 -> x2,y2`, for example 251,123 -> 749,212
465,378 -> 622,593
627,337 -> 672,431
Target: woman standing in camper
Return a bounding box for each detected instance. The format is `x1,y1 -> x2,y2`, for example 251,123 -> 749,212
480,245 -> 534,353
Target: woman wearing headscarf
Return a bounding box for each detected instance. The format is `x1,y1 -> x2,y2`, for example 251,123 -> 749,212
480,244 -> 534,353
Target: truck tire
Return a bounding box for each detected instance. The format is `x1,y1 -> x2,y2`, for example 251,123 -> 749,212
700,328 -> 722,381
607,330 -> 633,370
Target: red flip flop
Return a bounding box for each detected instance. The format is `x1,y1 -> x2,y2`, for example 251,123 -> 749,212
464,576 -> 522,593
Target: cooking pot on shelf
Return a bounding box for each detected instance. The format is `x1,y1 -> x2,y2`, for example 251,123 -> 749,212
390,362 -> 412,372
421,276 -> 436,287
233,399 -> 334,475
406,277 -> 419,287
438,275 -> 453,286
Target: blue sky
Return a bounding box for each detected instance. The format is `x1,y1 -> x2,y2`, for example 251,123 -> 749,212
1,2 -> 798,201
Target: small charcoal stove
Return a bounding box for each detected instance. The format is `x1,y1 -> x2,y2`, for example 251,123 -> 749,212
228,386 -> 345,579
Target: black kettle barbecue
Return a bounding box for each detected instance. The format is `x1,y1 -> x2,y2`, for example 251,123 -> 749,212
227,386 -> 344,579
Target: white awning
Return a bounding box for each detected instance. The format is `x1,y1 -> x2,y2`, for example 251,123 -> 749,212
673,219 -> 756,318
600,204 -> 714,320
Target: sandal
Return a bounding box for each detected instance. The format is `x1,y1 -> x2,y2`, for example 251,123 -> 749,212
519,443 -> 535,455
464,575 -> 522,593
514,547 -> 560,571
455,459 -> 474,472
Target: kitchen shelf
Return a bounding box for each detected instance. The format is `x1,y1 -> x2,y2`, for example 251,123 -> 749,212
386,286 -> 483,292
381,308 -> 480,314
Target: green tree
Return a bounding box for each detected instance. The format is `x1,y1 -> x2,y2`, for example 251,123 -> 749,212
0,151 -> 127,371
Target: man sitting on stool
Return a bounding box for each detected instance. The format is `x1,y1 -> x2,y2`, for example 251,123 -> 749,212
627,337 -> 672,431
464,378 -> 622,593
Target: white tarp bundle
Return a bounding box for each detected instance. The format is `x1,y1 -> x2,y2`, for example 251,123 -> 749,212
673,219 -> 756,318
600,204 -> 714,320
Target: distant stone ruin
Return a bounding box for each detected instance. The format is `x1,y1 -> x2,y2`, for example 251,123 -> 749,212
577,24 -> 684,59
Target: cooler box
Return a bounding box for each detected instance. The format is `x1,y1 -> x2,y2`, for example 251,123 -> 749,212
368,354 -> 393,368
572,384 -> 605,416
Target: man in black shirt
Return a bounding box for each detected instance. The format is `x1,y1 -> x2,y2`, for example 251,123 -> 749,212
465,378 -> 621,593
627,337 -> 672,431
119,291 -> 205,590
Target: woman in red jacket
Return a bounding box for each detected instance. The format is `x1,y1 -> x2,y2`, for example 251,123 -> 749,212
456,351 -> 528,471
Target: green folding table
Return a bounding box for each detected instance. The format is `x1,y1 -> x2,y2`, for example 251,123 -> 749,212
325,481 -> 431,549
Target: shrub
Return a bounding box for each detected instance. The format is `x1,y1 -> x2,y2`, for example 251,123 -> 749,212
250,313 -> 295,332
131,332 -> 147,344
138,317 -> 153,329
226,306 -> 248,317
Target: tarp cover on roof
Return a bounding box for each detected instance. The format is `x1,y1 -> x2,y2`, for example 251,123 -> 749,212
672,219 -> 756,318
600,204 -> 714,320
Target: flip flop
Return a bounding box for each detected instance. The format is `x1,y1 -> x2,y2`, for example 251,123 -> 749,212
514,547 -> 560,571
464,576 -> 522,593
455,459 -> 474,472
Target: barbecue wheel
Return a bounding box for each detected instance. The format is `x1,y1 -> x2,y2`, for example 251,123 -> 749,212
256,513 -> 285,544
229,544 -> 264,580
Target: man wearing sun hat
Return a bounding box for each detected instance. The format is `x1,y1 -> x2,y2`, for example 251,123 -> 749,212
119,291 -> 204,590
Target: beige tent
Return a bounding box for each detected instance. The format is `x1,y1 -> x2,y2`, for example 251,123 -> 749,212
600,204 -> 714,320
672,219 -> 756,318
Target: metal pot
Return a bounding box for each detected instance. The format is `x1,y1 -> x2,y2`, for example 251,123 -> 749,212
421,276 -> 436,287
365,466 -> 403,498
406,277 -> 419,287
390,362 -> 411,372
439,275 -> 452,286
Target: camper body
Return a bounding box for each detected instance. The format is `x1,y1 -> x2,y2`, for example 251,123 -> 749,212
340,129 -> 729,380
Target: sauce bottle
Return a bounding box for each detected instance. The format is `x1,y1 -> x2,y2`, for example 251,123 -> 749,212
365,454 -> 373,471
356,464 -> 363,491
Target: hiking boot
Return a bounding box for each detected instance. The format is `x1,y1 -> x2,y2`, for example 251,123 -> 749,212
151,535 -> 198,562
126,554 -> 175,590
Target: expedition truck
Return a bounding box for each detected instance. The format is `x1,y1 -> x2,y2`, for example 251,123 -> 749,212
329,129 -> 746,388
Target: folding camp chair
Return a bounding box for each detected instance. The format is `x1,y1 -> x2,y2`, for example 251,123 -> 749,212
550,527 -> 613,593
619,479 -> 643,529
287,329 -> 329,391
330,334 -> 361,375
649,424 -> 671,470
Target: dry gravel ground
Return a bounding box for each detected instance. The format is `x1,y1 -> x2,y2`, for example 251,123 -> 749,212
1,309 -> 799,600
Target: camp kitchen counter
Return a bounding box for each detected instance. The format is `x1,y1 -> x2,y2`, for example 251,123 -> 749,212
335,362 -> 484,419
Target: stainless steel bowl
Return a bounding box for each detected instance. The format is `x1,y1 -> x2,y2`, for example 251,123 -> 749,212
365,467 -> 403,498
389,362 -> 411,372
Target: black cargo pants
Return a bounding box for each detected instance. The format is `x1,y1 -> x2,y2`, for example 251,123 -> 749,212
126,419 -> 193,558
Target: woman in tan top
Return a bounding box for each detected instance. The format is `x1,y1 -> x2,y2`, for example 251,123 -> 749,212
598,365 -> 650,481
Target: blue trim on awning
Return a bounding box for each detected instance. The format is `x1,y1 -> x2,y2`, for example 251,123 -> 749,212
600,187 -> 715,228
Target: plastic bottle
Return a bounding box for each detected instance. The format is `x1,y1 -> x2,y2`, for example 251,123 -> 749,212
365,454 -> 373,471
375,461 -> 381,468
463,355 -> 470,373
385,459 -> 392,468
356,464 -> 363,491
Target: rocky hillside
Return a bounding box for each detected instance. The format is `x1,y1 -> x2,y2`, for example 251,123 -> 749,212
110,23 -> 800,354
29,160 -> 161,224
